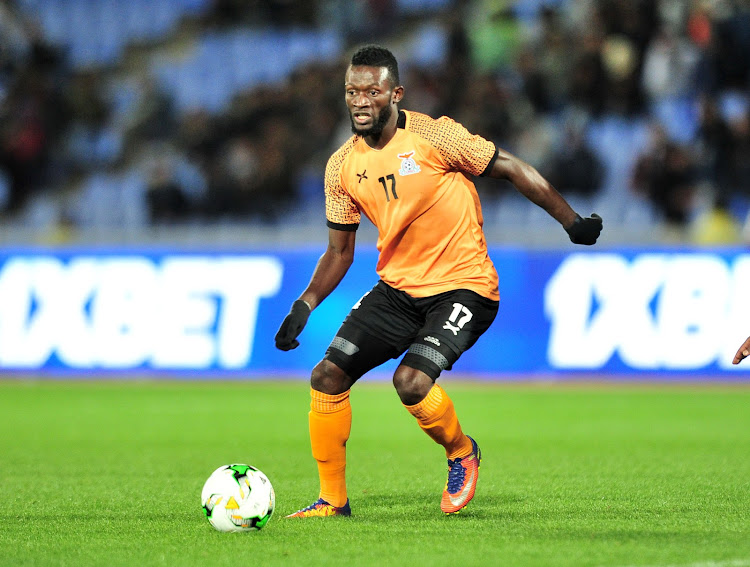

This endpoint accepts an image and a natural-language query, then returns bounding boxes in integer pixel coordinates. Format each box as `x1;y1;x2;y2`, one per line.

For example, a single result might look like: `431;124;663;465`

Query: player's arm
274;228;356;351
733;336;750;364
299;227;356;310
487;147;602;245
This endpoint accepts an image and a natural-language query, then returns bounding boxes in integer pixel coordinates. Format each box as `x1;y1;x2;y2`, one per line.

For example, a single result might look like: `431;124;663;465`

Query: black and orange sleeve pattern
325;137;360;230
407;111;497;176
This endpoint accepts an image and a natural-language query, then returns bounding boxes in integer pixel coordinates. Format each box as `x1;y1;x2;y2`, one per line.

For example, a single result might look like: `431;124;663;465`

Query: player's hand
274;300;312;351
733;336;750;365
566;213;603;245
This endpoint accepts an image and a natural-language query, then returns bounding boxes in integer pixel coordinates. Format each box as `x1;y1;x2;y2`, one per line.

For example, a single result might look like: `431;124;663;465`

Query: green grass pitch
1;378;749;567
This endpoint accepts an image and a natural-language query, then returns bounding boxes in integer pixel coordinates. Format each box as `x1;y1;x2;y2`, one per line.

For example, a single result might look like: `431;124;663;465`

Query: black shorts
324;280;499;381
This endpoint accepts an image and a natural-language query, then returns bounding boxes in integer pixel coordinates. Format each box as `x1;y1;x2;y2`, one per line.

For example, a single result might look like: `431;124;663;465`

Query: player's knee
311;359;353;395
393;365;434;406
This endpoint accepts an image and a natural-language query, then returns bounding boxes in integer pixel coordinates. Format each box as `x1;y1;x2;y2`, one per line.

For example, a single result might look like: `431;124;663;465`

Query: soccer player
275;45;603;517
734;337;750;364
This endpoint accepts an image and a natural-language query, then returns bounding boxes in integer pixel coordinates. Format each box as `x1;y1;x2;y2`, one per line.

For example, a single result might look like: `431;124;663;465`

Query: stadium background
0;0;749;379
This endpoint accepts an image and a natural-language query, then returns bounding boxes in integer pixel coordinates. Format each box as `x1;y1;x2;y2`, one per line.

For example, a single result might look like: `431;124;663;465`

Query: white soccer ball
201;464;275;532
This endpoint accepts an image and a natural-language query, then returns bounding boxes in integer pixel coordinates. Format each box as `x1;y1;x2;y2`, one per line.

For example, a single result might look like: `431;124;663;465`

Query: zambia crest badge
397;150;421;176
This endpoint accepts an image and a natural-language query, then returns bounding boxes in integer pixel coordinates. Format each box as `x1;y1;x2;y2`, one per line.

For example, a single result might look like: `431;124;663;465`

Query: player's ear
392;85;404;104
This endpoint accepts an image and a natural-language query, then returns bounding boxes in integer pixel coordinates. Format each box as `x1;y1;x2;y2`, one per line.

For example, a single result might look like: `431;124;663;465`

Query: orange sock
309;388;351;508
404;384;472;460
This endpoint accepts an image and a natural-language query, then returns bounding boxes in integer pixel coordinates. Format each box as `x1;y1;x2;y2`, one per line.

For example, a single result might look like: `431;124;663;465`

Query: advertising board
0;247;747;378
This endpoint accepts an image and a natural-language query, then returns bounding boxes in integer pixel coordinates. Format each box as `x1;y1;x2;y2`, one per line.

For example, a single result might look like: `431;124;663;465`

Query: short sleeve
407;112;497;176
324;140;361;228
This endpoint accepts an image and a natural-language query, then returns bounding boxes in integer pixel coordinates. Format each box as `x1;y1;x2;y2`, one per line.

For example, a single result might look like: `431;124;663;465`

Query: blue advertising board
0;246;748;378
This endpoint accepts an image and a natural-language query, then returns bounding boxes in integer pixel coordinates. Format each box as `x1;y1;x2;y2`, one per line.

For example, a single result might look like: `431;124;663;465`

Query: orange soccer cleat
285;498;352;518
441;436;481;514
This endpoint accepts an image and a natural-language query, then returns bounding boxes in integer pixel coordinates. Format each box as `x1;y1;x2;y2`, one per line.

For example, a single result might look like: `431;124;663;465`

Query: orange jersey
325;110;499;301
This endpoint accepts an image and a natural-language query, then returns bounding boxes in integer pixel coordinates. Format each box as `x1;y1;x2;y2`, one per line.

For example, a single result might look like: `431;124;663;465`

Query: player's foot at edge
441;435;481;515
285;497;352;518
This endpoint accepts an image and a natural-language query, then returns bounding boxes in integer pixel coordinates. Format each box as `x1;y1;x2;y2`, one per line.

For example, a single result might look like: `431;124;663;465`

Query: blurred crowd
1;0;750;243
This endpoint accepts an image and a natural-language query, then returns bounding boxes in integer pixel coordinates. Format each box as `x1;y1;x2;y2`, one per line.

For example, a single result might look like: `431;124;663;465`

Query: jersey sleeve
408;112;497;176
324;139;360;230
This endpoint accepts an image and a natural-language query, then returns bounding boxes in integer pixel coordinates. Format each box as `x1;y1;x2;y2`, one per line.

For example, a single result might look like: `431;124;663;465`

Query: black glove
565;213;602;245
274;300;311;351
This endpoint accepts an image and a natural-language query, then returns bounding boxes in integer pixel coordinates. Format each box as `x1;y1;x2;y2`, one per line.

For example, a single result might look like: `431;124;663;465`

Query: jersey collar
397;109;407;129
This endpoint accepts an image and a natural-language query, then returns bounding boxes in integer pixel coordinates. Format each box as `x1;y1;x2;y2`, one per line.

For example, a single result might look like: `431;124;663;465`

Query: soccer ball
201;464;275;532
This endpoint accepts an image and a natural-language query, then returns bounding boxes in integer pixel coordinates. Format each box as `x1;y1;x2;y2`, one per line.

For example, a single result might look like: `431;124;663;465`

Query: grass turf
0;379;749;567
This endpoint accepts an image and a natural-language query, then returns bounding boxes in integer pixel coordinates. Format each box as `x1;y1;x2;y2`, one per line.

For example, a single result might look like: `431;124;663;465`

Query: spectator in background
516;47;552;115
712;2;750;92
252;117;296;217
145;154;190;223
568;27;608;116
320;0;396;44
0;72;51;213
725;107;750;201
205;0;319;28
566;0;655;118
286;64;347;171
437;6;472;117
452;73;514;147
122;75;177;153
138;140;208;224
526;6;570;114
465;0;522;73
694;95;733;195
688;94;744;244
62;70;122;173
202;0;252;27
600;33;643;115
204;125;293;222
641;26;700;103
0;1;66;215
545;115;603;197
632;123;697;232
0;0;32;77
176;108;221;168
689;193;741;245
402;67;442;120
204;135;259;218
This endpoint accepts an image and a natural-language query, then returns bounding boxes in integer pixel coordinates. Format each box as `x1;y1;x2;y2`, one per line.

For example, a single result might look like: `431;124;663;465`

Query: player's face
345;65;402;140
